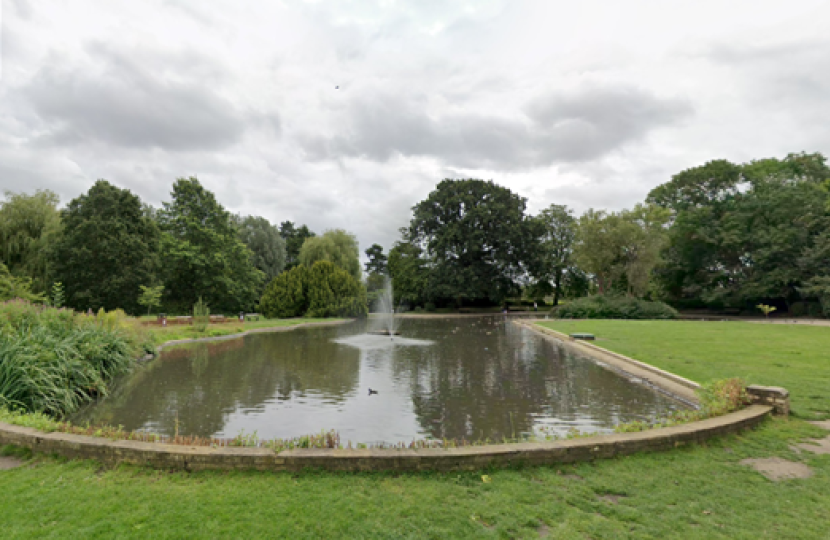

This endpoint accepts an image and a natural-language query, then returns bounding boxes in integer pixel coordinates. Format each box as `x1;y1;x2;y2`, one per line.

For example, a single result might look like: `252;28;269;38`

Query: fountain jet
368;276;400;337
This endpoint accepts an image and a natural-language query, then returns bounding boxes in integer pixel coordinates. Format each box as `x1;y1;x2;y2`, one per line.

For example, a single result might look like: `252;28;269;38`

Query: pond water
73;317;687;444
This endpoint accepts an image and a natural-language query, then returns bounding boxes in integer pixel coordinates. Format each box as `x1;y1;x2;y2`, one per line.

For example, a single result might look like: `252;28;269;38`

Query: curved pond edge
0;405;773;472
0;317;787;471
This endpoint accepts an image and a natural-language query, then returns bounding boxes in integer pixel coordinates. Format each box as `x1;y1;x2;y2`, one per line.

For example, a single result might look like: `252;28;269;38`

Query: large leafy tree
279;221;315;270
651;153;830;310
0;190;62;293
158;177;263;313
298;229;361;281
235;215;286;287
52;180;160;313
409;179;535;305
530;204;577;305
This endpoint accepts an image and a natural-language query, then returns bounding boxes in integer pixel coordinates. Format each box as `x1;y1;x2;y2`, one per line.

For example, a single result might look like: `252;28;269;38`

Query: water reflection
73;317;687;443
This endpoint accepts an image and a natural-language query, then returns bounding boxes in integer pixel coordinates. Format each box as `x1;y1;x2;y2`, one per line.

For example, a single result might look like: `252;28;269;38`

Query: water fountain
367;276;400;337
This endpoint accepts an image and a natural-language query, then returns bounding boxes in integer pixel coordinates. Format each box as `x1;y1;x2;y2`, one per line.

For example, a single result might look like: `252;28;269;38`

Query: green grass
1;320;829;538
147;317;341;344
537;320;830;419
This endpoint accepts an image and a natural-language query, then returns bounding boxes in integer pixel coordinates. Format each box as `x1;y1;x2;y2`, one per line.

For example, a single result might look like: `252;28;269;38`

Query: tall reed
0;300;152;417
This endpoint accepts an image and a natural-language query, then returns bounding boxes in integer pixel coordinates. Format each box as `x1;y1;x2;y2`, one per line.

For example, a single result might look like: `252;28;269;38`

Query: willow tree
0;190;62;293
298;229;361;281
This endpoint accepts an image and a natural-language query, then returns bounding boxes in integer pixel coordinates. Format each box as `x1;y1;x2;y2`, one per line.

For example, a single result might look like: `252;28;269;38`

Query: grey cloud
299;83;691;170
24;45;249;151
707;40;830;110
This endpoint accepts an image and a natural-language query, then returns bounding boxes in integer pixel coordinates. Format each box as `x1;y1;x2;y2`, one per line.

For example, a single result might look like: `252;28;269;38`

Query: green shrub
305;261;367;318
0;300;151;417
259;265;310;318
551;295;678;320
192;297;209;332
259;262;367;318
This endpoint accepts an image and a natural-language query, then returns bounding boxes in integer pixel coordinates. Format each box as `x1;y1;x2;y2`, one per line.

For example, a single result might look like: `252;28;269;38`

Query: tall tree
279;221;315;270
235;215;287;286
531;204;577;305
650;153;830;310
387;240;429;306
573;204;669;297
158;177;263;312
409;179;535;305
298;229;361;280
0;190;62;293
364;243;388;275
52;180;160;313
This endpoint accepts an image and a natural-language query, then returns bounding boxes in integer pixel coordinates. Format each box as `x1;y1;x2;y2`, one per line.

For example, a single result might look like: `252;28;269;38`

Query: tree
51;180;160;313
387;240;429;306
298;229;361;281
572;205;669;297
138;284;164;315
531;204;577;305
158;177;264;313
0;190;62;293
235;215;286;287
364;244;388;275
409;179;535;305
279;221;316;270
651;153;830;310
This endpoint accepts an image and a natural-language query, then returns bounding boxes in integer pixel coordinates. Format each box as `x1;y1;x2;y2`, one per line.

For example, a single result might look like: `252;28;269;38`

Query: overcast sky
2;0;829;254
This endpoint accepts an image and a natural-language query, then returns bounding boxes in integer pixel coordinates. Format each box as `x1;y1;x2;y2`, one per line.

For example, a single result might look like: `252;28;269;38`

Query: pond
73;317;687;444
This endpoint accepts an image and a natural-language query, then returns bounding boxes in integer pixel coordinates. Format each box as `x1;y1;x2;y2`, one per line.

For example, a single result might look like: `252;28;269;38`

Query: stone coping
517;320;701;405
0;405;772;472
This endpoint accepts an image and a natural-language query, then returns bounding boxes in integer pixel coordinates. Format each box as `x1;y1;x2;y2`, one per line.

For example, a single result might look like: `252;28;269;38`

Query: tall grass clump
0;300;153;417
551;295;678;320
192;297;210;333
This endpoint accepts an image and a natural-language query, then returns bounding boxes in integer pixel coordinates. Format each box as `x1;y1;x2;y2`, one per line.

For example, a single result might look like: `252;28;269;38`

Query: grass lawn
146;317;341;344
1;320;829;538
536;320;830;419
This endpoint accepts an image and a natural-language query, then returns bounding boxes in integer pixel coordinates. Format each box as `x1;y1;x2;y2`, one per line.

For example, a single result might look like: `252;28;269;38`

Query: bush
790;301;824;318
551;295;678;320
192;297;209;332
0;300;151;417
305;261;367;318
259;265;310;318
258;262;367;319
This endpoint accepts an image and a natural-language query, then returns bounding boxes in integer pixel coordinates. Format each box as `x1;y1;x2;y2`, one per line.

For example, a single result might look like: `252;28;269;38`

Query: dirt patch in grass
792;435;830;455
0;456;24;470
739;458;814;481
809;420;830;430
597;493;628;504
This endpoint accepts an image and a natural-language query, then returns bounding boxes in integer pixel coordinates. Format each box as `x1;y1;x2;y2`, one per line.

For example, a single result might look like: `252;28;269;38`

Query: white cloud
2;0;829;256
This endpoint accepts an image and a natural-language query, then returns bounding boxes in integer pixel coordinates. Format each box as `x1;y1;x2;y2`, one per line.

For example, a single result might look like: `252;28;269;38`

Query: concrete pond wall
0;319;788;472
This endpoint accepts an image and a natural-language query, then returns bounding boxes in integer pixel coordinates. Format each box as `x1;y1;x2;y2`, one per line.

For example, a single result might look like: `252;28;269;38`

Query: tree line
0;177;341;314
377;152;830;316
3;151;829;318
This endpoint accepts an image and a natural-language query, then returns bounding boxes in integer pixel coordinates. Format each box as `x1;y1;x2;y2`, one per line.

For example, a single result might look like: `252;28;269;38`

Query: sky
2;0;830;254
